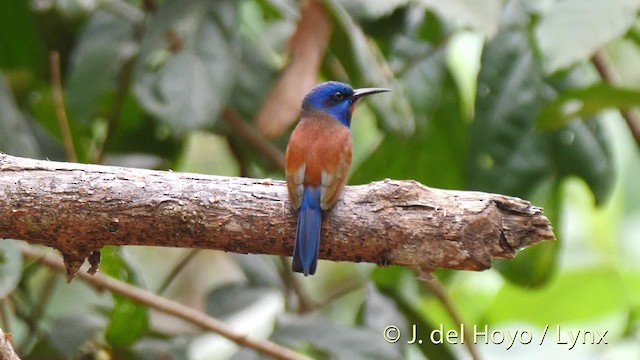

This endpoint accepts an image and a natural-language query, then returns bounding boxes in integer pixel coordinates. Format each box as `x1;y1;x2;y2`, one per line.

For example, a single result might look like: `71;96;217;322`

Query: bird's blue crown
301;81;356;127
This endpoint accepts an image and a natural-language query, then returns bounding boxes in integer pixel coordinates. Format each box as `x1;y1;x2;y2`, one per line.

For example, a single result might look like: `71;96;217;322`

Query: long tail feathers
292;187;322;276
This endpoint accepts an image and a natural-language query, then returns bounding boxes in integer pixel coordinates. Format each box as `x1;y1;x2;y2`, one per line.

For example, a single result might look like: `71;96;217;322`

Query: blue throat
302;104;353;128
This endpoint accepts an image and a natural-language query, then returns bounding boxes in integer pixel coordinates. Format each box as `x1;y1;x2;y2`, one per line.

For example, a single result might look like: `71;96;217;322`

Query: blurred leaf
0;74;40;157
537;84;640;130
467;28;556;285
134;0;240;134
342;0;409;20
104;94;182;161
0;240;22;298
493;242;559;287
271;314;402;359
417;0;502;38
534;0;640;73
466;29;551;197
550;119;614;205
206;283;277;320
468;22;615;285
65;10;135;126
325;0;415;136
446;31;483;119
372;267;456;360
101;247;149;347
416;10;445;44
359;6;410;55
352;69;468;190
106;299;150;347
470;26;615;202
358;284;407;333
486;267;630;325
48;314;106;359
0;0;46;77
226;40;277;121
231;254;282;287
130;338;189;360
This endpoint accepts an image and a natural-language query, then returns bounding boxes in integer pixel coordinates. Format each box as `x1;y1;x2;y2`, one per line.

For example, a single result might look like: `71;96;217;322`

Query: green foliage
1;0;639;358
100;247;150;347
134;0;240;133
537;84;640;129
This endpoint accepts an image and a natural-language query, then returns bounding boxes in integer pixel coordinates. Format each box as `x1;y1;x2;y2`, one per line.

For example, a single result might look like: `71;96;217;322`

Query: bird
285;81;391;276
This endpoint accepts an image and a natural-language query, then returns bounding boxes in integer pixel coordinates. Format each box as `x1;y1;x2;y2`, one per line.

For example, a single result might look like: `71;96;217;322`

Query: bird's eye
333;91;344;100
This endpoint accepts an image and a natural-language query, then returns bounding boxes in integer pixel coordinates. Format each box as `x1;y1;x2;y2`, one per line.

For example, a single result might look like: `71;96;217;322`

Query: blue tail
292;187;322;276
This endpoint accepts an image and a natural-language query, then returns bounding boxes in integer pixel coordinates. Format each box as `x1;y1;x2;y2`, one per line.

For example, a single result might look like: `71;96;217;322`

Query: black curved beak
352;87;392;100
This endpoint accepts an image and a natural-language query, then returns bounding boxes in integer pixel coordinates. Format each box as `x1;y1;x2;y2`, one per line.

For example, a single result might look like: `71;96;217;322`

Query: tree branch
0;153;555;279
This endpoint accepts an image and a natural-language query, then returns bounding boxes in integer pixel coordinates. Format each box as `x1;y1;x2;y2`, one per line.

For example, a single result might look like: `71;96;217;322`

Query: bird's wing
318;126;352;210
285;154;305;210
319;147;351;210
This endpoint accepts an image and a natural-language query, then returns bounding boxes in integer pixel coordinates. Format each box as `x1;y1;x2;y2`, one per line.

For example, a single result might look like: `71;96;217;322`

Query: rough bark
0;153;555;279
0;328;20;360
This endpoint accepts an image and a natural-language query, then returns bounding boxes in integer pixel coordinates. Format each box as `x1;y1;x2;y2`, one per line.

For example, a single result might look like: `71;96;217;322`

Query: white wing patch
292;163;306;209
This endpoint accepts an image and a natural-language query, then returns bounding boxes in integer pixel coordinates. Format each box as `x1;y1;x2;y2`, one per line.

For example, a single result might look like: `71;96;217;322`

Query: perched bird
285;81;391;276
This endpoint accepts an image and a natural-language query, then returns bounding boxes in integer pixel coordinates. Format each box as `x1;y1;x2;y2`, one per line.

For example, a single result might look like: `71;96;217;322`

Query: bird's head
301;81;391;127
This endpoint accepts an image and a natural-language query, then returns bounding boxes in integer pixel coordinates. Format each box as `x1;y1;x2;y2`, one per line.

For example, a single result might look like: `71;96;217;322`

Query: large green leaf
537;84;640;130
535;0;640;73
64;10;135;126
469;28;615;204
466;29;550;197
468;22;614;285
134;0;239;133
466;28;555;286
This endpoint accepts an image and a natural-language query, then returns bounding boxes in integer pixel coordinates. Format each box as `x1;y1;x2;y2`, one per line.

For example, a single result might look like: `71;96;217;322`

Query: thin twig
222;107;286;170
95;55;138;164
19;245;307;360
421;277;481;360
49;52;77;162
155;249;200;296
592;51;640;149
